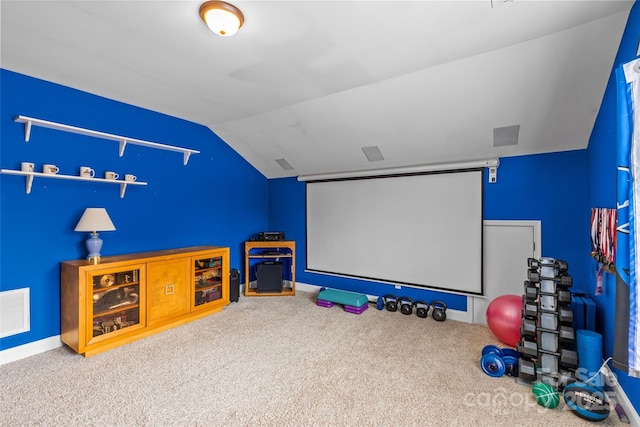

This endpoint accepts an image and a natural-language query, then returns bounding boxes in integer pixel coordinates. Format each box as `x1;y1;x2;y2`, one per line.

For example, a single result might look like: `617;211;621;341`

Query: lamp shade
74;208;116;232
200;1;244;37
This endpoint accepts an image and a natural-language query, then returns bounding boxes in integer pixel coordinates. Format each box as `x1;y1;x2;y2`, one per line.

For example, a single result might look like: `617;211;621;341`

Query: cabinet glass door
193;256;223;307
88;268;144;344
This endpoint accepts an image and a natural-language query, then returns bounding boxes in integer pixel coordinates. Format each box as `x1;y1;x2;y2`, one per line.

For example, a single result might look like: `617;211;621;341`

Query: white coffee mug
104;171;119;180
124;174;137;182
43;164;60;174
21;162;35;173
80;166;95;178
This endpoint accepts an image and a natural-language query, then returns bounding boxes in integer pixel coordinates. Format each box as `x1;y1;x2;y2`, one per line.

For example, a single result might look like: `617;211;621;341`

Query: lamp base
85;232;103;264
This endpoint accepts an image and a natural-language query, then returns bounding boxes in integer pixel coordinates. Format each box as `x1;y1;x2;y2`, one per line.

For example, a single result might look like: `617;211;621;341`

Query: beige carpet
0;291;627;426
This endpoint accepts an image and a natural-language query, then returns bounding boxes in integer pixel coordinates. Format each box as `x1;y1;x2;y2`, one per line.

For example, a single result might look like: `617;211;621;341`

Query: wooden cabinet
244;241;295;297
61;246;229;357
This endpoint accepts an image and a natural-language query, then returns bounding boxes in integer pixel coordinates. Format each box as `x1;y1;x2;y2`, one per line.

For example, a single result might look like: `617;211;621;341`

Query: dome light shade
200;1;244;37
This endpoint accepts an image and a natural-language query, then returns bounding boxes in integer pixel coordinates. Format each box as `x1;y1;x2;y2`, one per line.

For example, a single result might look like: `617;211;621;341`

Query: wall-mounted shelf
14;115;200;165
0;169;147;198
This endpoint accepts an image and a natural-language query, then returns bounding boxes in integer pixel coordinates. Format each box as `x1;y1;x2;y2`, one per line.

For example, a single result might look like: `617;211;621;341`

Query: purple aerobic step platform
344;304;368;314
316;299;334;308
317;298;368;314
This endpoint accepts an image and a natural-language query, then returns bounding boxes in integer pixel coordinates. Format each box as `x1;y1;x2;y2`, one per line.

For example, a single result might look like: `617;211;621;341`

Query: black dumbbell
524;281;538;300
556;259;569;273
560;348;578;369
558;306;574;324
557;289;571;305
517;338;538;358
521;318;537;337
519;358;537;381
558;274;573;287
558;325;575;344
522;297;538;318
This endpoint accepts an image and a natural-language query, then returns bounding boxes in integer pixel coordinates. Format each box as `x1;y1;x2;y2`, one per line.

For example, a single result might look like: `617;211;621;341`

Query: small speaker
256;262;283;293
493;124;519;147
229;268;240;302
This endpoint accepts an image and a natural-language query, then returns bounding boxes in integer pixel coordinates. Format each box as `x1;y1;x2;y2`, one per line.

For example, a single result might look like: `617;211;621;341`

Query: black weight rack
517;257;578;390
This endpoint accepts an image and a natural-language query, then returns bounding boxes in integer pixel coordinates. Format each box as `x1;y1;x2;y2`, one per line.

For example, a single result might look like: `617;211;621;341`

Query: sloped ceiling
0;1;634;178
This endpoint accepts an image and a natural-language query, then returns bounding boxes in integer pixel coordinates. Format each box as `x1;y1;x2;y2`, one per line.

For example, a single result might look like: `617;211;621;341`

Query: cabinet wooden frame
244;241;295;297
61;245;229;357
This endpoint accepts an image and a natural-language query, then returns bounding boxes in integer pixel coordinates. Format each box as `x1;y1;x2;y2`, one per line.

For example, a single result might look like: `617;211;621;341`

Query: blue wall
586;1;640;412
0;69;269;351
269;150;589;312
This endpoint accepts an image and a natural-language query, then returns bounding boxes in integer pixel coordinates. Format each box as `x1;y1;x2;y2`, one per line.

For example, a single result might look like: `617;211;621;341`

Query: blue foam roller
576;329;603;386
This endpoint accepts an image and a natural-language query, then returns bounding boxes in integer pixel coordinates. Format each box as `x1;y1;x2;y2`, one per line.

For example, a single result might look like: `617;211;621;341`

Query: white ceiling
1;1;634;178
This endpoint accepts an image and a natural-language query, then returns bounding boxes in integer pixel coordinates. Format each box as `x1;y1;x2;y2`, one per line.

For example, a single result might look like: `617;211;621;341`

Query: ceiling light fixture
199;1;244;37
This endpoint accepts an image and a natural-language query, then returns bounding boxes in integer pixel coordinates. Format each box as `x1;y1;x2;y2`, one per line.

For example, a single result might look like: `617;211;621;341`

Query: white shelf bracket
24;120;32;142
119;139;128;157
26;174;33;194
183;152;192;166
119;183;128;199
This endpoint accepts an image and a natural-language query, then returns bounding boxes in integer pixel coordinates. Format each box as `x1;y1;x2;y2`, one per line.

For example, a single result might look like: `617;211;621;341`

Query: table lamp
74;208;116;264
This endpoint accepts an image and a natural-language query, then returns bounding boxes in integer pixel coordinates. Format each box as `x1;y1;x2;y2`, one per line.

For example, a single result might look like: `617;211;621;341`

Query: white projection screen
306;169;484;295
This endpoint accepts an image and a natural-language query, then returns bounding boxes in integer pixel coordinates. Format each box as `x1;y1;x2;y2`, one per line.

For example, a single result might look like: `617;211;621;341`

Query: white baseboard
0;335;62;366
294;282;323;294
602;364;640;425
296;282;468;322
